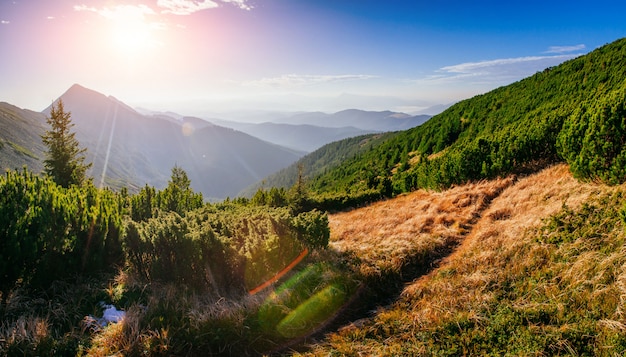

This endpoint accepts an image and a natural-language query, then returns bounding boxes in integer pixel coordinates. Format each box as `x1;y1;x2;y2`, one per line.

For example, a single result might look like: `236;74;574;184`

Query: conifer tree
41;99;91;187
159;165;203;215
289;163;310;213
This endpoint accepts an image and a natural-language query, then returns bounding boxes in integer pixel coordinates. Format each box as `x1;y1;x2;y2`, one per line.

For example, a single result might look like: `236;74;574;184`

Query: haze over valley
1;83;431;199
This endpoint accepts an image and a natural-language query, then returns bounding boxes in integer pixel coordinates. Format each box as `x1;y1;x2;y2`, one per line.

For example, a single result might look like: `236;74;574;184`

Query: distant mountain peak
68;83;88;91
48;83;108;108
43;84;142;118
62;83;105;99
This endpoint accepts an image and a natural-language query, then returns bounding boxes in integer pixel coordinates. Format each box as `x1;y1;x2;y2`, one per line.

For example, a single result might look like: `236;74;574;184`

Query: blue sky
1;0;625;115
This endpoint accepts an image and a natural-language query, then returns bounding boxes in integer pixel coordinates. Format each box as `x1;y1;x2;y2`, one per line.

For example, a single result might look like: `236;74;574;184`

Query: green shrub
124;211;240;293
0;169;125;297
558;88;626;184
123;205;330;295
292;209;330;249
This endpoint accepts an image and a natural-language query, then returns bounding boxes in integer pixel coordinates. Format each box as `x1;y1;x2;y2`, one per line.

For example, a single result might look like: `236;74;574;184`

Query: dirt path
328;174;517;285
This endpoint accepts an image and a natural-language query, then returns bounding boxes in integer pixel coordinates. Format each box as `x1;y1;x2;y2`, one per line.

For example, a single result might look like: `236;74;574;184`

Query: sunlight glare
110;21;159;58
93;4;163;59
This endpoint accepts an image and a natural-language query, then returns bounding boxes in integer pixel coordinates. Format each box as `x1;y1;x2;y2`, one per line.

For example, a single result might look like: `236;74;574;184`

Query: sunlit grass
329;174;516;277
300;164;626;356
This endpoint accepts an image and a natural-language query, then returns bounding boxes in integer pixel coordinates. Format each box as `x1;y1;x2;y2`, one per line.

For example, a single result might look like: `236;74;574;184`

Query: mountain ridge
2;84;305;199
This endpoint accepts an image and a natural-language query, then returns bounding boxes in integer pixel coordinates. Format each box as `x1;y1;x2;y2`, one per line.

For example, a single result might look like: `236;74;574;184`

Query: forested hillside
307;38;626;205
239;132;397;197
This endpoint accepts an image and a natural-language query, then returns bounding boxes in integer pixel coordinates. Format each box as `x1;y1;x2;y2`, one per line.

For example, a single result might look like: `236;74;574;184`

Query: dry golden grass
299;164;626;356
0;316;50;350
329;175;516;276
399;164;603;319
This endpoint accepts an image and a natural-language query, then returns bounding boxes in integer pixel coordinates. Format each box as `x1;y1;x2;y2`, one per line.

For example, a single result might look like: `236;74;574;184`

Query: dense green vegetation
0;169;125;299
0;166;334;356
239;132;397;198
558;86;626;184
306;38;626;203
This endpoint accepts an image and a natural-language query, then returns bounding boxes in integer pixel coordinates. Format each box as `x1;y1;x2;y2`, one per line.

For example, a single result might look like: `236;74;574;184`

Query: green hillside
308;38;626;202
239;132;397;197
0;103;46;173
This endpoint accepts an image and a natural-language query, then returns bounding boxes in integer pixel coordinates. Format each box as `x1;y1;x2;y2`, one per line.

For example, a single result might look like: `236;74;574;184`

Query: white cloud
73;5;97;12
1;20;9;25
157;0;252;14
545;44;586;54
221;0;252;10
74;4;156;20
157;0;219;15
245;74;377;88
430;54;579;84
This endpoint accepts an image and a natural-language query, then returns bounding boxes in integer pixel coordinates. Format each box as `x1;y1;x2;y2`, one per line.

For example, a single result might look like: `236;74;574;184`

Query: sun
109;21;159;58
92;4;163;59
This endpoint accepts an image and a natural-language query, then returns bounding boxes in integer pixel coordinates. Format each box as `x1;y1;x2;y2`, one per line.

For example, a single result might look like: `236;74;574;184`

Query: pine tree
289;163;310;213
41;99;91;187
159;165;203;215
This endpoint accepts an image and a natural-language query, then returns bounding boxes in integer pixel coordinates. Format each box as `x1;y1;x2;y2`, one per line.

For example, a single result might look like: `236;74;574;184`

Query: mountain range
2;84;303;199
207;120;375;152
141;109;430;153
270;109;430;132
1;84;430;200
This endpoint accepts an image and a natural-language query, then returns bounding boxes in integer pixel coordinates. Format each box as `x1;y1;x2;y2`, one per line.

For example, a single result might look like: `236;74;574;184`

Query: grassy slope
0;103;46;173
329;176;515;277
298;164;626;356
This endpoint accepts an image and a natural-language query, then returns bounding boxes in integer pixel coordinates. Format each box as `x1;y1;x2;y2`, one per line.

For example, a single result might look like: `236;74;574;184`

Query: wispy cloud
1;20;10;25
244;74;377;88
157;0;252;15
426;54;579;85
157;0;219;15
74;1;252;18
545;44;586;54
74;4;156;20
221;0;252;11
